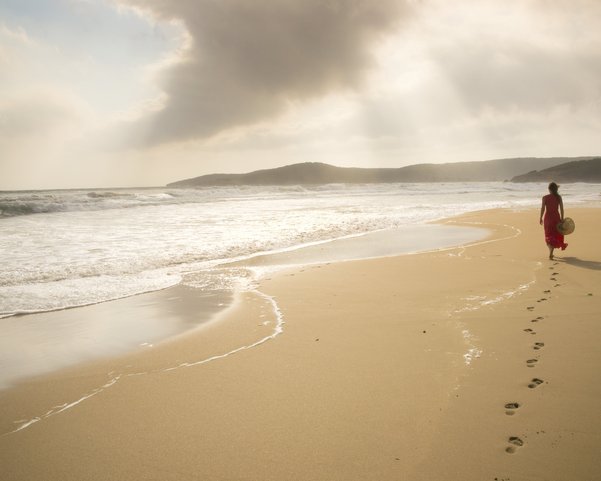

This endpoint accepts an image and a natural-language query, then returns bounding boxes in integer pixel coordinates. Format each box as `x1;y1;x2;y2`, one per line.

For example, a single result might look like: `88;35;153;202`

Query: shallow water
0;222;484;390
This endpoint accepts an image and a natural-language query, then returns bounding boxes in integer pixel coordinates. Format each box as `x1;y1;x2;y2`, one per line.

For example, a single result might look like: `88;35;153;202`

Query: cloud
420;0;601;114
0;23;33;45
0;89;87;139
186;0;601;166
120;0;411;146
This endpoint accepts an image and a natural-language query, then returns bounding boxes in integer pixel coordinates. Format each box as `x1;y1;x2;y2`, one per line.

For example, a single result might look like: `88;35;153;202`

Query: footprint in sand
533;342;545;350
506;436;524;454
526;359;538;368
543;290;551;294
550;277;557;281
531;316;544;323
527;306;535;311
536;298;547;303
528;378;544;389
554;284;561;287
523;328;535;334
505;402;520;416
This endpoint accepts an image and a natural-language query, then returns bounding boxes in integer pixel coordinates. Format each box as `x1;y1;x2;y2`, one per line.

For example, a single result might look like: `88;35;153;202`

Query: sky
1;0;600;189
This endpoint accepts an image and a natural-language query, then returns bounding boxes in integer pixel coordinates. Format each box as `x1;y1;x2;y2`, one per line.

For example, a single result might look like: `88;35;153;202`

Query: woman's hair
548;182;559;196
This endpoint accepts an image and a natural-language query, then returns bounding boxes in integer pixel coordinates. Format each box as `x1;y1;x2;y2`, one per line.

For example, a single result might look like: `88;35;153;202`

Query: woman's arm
540;198;545;224
559;196;564;221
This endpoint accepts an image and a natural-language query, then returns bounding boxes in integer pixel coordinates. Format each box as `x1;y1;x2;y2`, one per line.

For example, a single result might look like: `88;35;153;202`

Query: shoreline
0;222;487;390
0;285;234;390
1;206;600;480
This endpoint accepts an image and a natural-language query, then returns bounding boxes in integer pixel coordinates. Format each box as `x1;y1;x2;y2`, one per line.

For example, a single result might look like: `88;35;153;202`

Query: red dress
542;194;567;250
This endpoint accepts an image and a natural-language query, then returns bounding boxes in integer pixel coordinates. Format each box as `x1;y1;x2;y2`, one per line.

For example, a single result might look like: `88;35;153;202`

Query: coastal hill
167;156;598;187
511;157;601;183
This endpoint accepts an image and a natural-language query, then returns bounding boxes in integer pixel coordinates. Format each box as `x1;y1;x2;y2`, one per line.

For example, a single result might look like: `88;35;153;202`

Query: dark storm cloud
123;0;410;145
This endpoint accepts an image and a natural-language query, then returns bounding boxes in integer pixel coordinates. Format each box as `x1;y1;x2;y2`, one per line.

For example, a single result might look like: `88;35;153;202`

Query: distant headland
167;156;601;187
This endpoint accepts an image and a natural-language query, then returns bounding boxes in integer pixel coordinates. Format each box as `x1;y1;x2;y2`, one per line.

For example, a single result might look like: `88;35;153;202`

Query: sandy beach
1;207;600;481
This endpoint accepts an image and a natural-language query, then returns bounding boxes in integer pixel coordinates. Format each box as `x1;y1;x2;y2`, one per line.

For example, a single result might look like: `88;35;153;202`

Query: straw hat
557;217;575;235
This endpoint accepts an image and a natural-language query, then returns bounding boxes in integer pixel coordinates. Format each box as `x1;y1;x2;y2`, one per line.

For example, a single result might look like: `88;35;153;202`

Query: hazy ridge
167;157;598;187
510;157;601;183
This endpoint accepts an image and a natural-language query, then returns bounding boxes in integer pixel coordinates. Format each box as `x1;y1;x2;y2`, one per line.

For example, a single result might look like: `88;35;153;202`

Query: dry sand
1;207;600;481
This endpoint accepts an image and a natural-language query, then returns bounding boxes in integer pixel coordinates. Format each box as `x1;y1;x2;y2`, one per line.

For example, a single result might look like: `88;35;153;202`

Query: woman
539;182;567;259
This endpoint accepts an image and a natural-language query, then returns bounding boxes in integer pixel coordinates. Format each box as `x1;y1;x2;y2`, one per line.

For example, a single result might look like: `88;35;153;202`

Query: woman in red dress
539;182;567;259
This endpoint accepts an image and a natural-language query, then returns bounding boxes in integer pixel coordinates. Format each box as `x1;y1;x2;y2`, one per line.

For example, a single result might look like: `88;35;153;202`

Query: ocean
1;181;600;394
1;182;599;319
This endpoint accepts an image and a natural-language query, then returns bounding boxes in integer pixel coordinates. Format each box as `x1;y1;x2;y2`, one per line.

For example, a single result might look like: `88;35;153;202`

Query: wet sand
1;207;600;481
0;223;484;390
